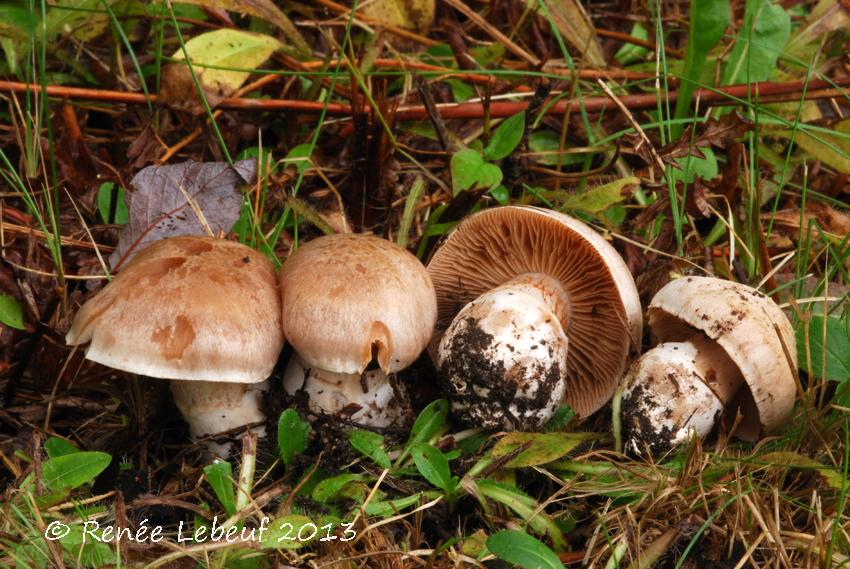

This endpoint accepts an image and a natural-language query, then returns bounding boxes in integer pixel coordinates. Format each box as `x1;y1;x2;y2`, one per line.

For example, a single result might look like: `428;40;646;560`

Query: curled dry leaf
109;160;256;269
529;0;605;67
359;0;435;33
765;202;850;242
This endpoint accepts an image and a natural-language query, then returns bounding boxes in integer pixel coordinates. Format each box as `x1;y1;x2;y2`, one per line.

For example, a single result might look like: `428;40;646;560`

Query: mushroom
280;233;437;428
621;276;798;456
427;206;642;430
66;236;284;453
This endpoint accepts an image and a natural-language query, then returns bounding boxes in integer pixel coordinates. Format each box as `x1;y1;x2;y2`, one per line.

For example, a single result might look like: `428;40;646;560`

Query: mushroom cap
437;285;569;430
280;233;437;375
647;276;797;437
426;206;642;417
622;341;724;456
66;236;283;383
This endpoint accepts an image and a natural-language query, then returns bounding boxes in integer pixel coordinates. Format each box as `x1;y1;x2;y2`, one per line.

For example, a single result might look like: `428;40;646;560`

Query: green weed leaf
486;530;565;569
171;29;284;96
408;399;449;447
41;452;111;491
349;430;392;469
673;0;730;137
560;176;639;214
451;150;503;195
204;460;237;516
278;409;311;468
796;313;850;382
722;0;790;85
260;515;318;549
44;437;79;459
484;111;526;161
0;293;24;330
410;443;458;494
311;473;366;503
97;182;129;225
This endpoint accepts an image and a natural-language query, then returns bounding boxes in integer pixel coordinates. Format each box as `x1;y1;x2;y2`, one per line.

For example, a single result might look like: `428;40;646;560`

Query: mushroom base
621;340;729;456
170;379;268;456
283;357;411;429
437;278;569;431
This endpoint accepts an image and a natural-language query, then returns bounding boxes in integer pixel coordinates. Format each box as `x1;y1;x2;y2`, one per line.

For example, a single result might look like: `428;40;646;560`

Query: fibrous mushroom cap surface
67;236;283;383
280;233;437;375
648;276;797;435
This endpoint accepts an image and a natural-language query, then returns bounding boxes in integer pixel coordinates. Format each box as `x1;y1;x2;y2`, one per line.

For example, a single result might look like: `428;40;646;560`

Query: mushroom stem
622;333;744;455
437;273;572;430
170;380;268;449
282;356;410;428
500;273;572;326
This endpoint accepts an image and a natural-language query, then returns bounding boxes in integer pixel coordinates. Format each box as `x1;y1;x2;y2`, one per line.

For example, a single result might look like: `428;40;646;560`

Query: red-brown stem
1;77;848;119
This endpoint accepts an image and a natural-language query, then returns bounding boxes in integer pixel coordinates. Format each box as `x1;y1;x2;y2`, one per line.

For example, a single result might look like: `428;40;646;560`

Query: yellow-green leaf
171;29;284;96
491;432;597;468
561;176;639;214
177;0;309;55
791;121;850;174
757;452;848;492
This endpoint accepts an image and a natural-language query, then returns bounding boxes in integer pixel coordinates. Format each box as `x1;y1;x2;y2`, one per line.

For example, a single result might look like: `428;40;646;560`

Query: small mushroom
280;233;437;428
66;236;284;454
427;206;642;430
621;276;798;455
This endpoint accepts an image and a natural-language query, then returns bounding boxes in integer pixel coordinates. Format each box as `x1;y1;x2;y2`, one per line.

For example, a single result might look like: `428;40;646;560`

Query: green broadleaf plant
451;149;503;195
484;111;526;161
410;443;459;497
796;313;850;383
349;429;392;469
204;460;237;516
672;0;731;139
41;452;111;491
721;0;790;85
486;530;565;569
278;409;311;468
0;293;24;330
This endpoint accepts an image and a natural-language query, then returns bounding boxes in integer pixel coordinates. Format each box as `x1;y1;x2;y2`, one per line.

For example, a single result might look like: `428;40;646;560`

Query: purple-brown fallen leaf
109;159;256;269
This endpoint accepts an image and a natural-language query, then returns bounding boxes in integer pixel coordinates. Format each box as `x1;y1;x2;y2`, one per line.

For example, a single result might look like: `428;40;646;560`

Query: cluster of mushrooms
66;206;798;456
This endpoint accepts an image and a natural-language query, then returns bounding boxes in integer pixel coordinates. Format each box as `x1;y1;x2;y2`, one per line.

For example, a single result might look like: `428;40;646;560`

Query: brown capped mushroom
280;233;437;428
427;206;642;430
66;236;284;454
621;276;798;456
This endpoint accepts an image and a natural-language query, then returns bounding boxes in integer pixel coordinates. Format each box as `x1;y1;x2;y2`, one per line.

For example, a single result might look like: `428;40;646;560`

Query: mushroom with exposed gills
280;233;437;429
66;236;284;454
621;276;798;456
427;206;642;430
